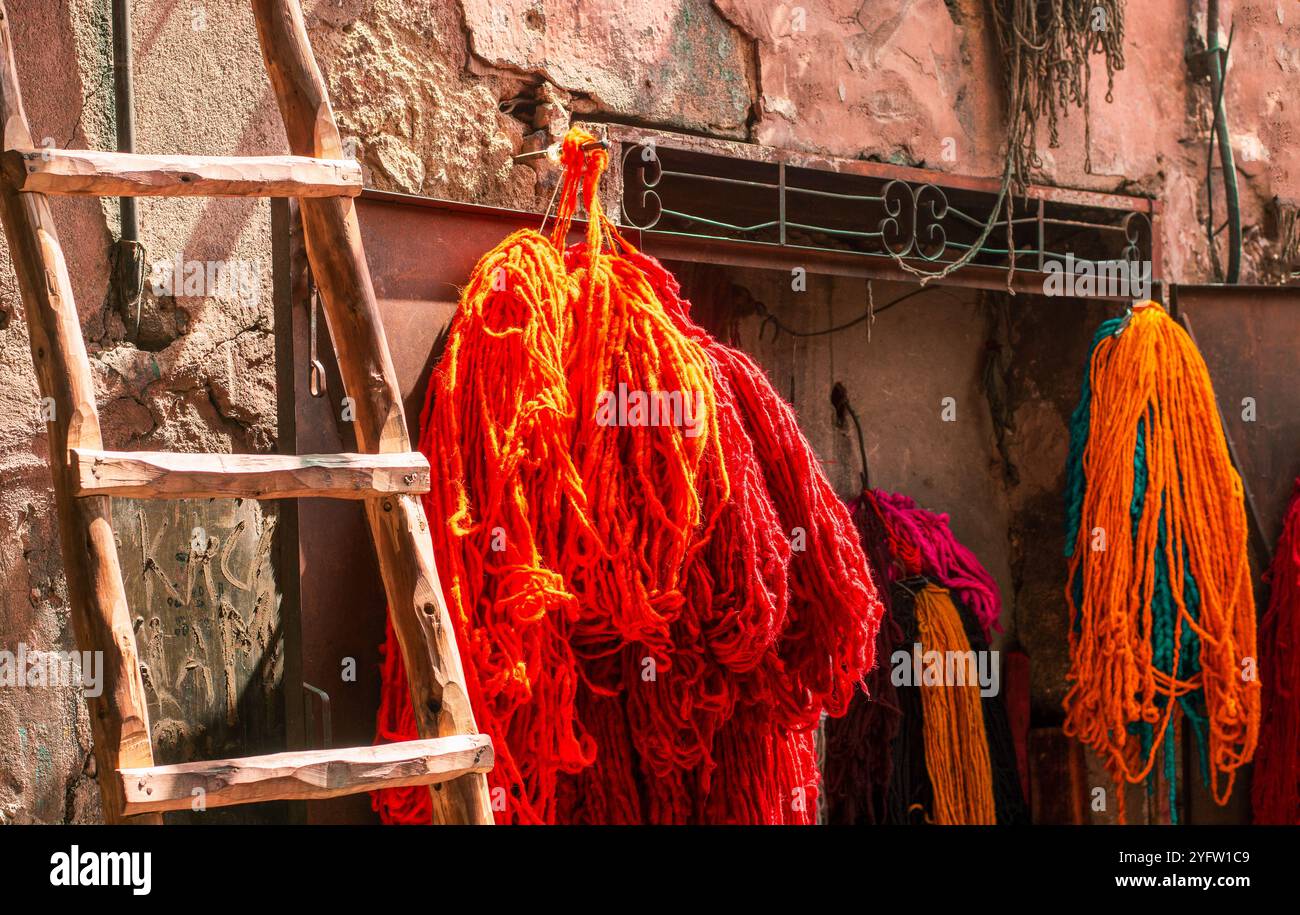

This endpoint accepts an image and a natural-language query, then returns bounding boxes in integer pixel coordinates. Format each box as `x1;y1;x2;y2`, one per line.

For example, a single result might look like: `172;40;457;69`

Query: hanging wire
990;0;1126;187
755;285;967;342
879;1;1125;288
980;290;1019;486
866;279;875;342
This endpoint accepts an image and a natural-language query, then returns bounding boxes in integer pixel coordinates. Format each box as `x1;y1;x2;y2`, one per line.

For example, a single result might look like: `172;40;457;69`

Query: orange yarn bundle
913;583;997;825
1064;301;1259;822
373;127;881;824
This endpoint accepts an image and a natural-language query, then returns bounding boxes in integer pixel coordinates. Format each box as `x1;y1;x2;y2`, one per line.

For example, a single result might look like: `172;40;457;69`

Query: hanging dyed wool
913;583;998;825
953;589;1030;825
860;489;1003;638
823;495;903;825
1064;301;1259;823
827;487;1022;824
629;251;881;725
551;225;880;823
880;583;931;824
373;127;881;824
1252;479;1300;824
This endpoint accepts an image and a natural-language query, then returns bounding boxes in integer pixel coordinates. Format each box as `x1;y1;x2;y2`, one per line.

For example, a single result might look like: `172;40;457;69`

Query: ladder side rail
251;0;493;824
0;0;159;824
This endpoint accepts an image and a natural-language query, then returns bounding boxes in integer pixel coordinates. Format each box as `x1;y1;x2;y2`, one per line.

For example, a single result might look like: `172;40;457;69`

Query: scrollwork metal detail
879;180;950;261
1120;211;1152;265
620;142;663;230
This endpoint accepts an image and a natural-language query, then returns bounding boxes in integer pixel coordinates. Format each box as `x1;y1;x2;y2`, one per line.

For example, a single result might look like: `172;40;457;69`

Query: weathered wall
1;0;1295;822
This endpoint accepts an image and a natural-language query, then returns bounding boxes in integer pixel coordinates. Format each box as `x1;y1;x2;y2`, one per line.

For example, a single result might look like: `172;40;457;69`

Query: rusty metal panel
1172;282;1300;824
277;199;373;824
1173;285;1300;551
357;192;520;425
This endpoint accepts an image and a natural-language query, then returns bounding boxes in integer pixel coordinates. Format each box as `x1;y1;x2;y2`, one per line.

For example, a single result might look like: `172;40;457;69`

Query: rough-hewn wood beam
72;449;430;500
3;147;362;197
117;735;494;815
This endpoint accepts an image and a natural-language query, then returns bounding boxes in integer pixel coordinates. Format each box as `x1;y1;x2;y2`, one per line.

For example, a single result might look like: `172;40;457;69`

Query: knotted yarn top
549;127;613;258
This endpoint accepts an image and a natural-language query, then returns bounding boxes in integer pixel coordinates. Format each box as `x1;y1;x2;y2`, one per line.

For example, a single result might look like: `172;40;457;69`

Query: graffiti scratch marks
121;502;281;760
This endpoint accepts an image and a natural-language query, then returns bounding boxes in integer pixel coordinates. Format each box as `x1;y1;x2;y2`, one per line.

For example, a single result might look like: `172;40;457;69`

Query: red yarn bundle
1253;479;1300;824
631;250;881;725
372;128;881;824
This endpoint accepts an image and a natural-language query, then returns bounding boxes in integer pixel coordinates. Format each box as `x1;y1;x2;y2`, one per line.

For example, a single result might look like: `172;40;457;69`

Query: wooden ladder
0;0;493;824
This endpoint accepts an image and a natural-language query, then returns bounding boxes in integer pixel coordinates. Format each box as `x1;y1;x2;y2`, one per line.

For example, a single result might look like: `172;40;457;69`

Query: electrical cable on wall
1202;0;1241;283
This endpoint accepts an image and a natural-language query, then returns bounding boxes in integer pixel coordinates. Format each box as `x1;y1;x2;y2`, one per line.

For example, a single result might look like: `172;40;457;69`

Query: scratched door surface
1174;285;1300;550
114;498;288;824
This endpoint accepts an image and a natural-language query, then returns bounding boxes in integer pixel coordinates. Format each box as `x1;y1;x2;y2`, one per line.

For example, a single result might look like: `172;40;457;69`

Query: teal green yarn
1064;317;1125;560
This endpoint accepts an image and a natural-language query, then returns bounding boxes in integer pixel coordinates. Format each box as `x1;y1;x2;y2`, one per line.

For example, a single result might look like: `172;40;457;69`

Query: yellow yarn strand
914;583;998;825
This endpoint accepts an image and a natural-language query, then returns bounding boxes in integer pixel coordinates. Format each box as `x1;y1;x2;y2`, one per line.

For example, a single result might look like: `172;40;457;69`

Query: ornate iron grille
601;126;1160;297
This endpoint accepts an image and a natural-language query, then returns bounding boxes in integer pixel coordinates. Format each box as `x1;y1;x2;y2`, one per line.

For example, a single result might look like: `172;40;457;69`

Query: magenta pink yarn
870;489;1003;638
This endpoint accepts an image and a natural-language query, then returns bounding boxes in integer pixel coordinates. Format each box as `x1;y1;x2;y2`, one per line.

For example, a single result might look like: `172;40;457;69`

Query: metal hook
1114;299;1164;337
1112;306;1134;338
302;682;332;748
307;275;326;398
513;137;609;162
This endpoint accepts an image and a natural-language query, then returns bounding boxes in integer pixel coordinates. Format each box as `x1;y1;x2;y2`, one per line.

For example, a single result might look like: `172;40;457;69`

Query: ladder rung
3;148;362;198
116;734;493;815
71;448;430;500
